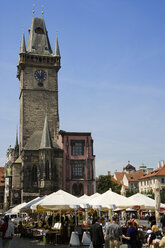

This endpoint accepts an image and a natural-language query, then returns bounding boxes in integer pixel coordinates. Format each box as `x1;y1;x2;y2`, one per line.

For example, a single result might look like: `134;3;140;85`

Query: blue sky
1;0;165;176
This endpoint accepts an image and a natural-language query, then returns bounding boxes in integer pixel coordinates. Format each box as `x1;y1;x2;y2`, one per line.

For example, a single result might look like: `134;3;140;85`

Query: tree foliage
160;191;165;203
96;175;121;194
126;189;138;197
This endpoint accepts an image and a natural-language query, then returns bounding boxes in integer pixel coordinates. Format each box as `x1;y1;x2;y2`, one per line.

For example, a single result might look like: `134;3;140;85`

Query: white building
139;161;165;193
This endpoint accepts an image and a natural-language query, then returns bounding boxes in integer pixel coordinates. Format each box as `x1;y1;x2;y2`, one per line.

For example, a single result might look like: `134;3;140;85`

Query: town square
0;0;165;247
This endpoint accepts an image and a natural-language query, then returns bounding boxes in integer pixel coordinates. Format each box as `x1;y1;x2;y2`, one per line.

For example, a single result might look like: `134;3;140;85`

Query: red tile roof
140;166;165;179
111;175;127;188
114;172;125;184
125;170;145;182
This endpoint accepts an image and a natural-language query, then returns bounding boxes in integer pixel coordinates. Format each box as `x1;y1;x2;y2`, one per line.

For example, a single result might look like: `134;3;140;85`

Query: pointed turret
40;116;52;149
14;128;19;160
27;17;52;55
20;33;26;53
54;36;60;57
15;128;18;147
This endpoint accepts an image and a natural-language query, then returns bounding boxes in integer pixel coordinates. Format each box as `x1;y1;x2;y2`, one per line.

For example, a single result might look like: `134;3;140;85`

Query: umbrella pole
109;209;112;222
74;208;77;230
52;211;55;226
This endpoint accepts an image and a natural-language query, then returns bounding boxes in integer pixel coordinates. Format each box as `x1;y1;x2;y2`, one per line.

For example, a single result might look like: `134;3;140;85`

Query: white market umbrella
79;194;91;204
126;208;137;212
20;196;47;212
5;202;27;214
89;189;141;209
89;193;101;199
128;193;165;210
114;208;125;212
36;189;80;211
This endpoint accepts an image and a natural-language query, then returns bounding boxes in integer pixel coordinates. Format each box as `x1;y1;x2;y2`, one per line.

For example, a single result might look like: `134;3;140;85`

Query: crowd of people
90;212;165;248
1;210;165;247
0;215;14;248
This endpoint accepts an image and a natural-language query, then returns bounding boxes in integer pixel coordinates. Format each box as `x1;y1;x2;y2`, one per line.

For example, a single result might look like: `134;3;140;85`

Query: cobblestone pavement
10;237;130;248
11;219;149;247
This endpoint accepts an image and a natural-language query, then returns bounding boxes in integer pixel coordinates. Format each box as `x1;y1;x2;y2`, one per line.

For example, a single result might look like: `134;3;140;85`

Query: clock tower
14;17;63;203
4;16;96;208
17;17;60;152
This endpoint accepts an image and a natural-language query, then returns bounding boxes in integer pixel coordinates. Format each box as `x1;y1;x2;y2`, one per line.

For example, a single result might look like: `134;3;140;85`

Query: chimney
158;161;161;168
161;160;165;167
107;171;111;176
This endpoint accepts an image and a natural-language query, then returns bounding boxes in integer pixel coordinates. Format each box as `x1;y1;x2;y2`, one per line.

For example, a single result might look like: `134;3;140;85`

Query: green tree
126;189;137;197
97;175;121;194
160;190;165;203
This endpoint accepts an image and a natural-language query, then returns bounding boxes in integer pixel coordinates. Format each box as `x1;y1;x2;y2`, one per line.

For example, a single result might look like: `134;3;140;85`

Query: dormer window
35;27;44;34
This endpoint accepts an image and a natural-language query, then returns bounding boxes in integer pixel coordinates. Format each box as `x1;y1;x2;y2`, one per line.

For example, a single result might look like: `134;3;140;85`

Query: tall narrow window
71;161;84;179
71;141;84;156
45;160;49;179
32;165;37;182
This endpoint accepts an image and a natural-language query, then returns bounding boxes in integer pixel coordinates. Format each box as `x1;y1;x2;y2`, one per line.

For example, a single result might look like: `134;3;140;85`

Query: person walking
0;216;14;248
105;215;122;248
90;216;104;248
122;220;138;248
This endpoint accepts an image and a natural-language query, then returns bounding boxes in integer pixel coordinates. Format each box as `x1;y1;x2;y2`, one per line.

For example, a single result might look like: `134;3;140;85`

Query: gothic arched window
72;184;78;196
72;183;84;196
79;183;84;196
45;160;49;179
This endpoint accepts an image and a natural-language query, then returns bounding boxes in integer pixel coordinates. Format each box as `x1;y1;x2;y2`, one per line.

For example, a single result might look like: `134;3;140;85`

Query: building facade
139;164;165;193
58;131;96;196
113;162;145;193
4;16;96;209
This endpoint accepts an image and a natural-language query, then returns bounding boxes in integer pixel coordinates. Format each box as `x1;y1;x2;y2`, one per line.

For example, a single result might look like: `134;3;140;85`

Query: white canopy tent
78;193;101;208
78;194;91;204
5;202;27;214
35;189;81;211
89;193;101;199
128;193;165;210
20;196;47;212
89;189;142;209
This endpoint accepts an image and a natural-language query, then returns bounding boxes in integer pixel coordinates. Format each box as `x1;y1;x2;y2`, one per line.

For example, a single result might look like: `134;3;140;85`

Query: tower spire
40;115;52;149
54;35;60;57
20;33;26;53
26;17;52;55
15;127;18;147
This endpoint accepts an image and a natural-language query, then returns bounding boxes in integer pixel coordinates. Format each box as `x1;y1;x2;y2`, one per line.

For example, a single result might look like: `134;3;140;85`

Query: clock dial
34;70;46;82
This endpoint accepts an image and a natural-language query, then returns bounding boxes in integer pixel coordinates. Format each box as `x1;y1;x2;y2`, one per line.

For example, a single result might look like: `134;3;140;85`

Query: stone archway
72;183;84;196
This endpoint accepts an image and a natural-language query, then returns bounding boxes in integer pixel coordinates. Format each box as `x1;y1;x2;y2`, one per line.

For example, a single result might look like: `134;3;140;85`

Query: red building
58;131;96;196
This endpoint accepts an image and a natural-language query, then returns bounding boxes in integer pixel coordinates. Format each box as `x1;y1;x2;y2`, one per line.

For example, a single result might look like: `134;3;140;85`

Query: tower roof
40;115;52;149
54;36;60;56
27;17;52;55
123;162;136;171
